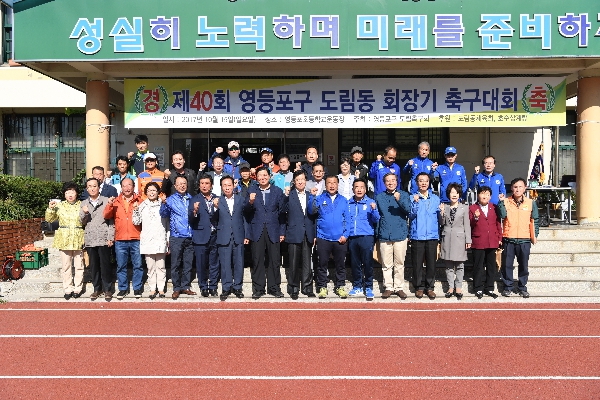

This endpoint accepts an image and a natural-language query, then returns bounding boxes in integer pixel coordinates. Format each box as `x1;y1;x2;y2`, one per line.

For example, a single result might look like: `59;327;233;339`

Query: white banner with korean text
124;77;566;128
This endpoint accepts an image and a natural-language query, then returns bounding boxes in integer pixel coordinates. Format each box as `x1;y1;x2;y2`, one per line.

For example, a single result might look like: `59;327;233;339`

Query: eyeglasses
145;159;156;162
229;146;239;151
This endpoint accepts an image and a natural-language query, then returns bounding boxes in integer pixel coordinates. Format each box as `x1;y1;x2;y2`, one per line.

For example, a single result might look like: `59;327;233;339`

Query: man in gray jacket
79;177;115;300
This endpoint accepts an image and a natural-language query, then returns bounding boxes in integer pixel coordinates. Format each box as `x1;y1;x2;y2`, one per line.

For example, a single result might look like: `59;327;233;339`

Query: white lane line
1;334;599;339
2;308;600;312
0;375;598;380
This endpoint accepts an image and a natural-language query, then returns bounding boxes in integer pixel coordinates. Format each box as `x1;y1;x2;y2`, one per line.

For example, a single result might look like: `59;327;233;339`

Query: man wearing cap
208;142;247;180
252;147;280;179
434;146;467;203
163;150;198;196
234;162;257;199
137;152;165;201
403;141;438;194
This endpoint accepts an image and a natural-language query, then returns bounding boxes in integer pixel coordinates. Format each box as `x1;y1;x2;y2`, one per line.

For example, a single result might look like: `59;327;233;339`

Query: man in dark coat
284;170;316;299
188;173;220;297
243;167;286;299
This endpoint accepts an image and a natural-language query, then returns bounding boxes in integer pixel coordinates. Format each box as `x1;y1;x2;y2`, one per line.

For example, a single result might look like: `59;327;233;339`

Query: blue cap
444;146;457;155
260;147;273;154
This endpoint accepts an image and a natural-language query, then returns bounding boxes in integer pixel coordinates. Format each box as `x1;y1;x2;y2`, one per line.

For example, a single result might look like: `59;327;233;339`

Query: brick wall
0;218;44;260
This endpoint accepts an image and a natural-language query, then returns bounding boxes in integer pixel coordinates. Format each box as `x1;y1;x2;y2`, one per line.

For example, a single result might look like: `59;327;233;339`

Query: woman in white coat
132;182;169;299
439;183;472;300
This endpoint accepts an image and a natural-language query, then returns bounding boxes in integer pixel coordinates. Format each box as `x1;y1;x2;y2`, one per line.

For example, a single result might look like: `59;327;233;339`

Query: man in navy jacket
214;176;248;300
81;166;118;200
188;173;220;297
308;175;350;299
243;167;286;299
284;170;316;299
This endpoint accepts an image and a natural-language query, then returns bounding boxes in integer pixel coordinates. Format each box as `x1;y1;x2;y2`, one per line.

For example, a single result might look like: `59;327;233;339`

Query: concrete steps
3;226;600;301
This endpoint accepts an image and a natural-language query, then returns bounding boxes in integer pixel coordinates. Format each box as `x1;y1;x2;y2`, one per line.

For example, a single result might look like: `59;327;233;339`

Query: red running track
0;303;599;399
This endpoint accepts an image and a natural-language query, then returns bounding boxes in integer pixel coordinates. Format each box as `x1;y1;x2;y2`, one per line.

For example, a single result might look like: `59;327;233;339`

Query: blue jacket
159;192;192;238
347;196;380;237
434;162;467;202
409;191;442;240
375;190;411;241
214;194;247;246
284;189;316;244
243;184;286;243
403;156;435;194
369;160;401;196
308;192;349;241
273;170;293;191
187;193;218;244
469;171;506;205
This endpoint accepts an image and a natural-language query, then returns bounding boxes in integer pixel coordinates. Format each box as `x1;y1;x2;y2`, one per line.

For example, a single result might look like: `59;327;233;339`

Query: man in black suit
243;167;286;299
81;166;118;200
188;173;220;297
284;170;316;299
214;176;248;301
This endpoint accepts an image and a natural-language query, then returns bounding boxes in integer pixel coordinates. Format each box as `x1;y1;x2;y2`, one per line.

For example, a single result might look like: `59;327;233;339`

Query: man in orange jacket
497;177;539;299
103;178;143;300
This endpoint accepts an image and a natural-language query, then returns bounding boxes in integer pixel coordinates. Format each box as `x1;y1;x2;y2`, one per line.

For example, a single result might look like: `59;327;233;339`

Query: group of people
45;135;539;302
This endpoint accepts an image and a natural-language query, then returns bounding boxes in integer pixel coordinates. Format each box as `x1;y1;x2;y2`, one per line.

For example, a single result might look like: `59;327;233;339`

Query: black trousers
251;225;281;294
170;237;195;292
411;239;437;291
315;238;347;289
472;248;497;292
87;246;112;293
287;235;314;295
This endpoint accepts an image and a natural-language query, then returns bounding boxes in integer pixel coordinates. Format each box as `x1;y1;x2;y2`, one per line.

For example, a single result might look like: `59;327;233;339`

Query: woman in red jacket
469;186;503;299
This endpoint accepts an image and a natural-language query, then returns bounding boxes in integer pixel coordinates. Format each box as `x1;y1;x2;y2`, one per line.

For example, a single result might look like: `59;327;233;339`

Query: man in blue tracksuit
159;175;194;300
409;172;443;300
403;141;438;194
469;155;506;204
308;175;350;299
369;146;401;196
346;178;380;301
434;146;467;203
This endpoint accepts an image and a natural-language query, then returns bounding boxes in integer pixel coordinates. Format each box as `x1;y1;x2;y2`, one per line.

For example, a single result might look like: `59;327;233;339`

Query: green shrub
0;175;63;219
0;198;34;221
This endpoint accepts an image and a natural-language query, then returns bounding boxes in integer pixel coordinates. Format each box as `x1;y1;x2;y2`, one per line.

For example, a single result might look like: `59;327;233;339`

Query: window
2;4;12;63
3;114;86;181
